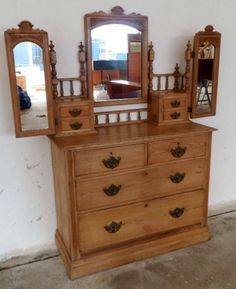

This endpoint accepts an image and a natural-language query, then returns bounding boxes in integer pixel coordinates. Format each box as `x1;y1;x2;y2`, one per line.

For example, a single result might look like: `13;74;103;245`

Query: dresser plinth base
55;226;210;280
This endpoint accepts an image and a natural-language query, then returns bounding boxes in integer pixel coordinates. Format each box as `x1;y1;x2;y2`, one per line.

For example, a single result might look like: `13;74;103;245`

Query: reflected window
91;24;142;101
13;42;48;130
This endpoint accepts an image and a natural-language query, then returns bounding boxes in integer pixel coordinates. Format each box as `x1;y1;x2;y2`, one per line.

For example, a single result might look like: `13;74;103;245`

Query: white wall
0;0;236;262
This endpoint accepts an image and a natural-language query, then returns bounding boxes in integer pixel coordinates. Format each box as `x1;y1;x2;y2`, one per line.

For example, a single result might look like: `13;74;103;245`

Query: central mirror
85;6;148;106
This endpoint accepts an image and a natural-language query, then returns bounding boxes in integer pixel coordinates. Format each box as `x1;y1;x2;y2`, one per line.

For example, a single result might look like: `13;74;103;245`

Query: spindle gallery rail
94;108;147;127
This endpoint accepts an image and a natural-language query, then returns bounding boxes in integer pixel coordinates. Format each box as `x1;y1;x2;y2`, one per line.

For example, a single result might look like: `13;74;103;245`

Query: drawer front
148;134;207;164
78;190;204;253
77;158;206;211
74;144;145;176
60;104;90;118
163;109;187;121
163;97;186;109
60;117;91;132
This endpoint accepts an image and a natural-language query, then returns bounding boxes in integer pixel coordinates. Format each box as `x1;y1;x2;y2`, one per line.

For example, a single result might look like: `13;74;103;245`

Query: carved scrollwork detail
170;172;186;183
103;184;122;196
104;221;122;233
170;144;187;158
102;153;121;169
169;207;185;218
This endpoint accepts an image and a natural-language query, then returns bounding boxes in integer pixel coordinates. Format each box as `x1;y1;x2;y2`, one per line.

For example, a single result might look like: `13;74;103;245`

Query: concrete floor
1;211;236;289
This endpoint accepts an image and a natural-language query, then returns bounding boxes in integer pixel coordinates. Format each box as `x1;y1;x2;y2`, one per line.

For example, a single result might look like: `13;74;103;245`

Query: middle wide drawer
76;158;207;211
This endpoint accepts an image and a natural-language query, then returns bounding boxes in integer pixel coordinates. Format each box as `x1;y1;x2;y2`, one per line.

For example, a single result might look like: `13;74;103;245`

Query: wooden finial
78;41;87;96
148;41;155;93
49;40;58;98
174;63;180;91
185;41;192;92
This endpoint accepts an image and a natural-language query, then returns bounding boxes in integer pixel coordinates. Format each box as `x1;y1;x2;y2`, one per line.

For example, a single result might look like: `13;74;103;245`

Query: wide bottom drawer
78;190;204;254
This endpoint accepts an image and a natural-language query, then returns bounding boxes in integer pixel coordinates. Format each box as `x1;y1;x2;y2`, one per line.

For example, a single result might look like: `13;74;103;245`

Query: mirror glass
91;24;142;102
196;41;215;113
13;41;48;131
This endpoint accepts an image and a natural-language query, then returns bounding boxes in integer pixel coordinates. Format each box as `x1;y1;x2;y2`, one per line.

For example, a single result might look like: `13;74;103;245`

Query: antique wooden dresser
4;6;221;279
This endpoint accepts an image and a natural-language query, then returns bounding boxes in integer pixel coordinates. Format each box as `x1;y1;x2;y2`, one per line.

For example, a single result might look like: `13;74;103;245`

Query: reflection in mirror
13;41;48;131
196;41;215;113
91;24;142;102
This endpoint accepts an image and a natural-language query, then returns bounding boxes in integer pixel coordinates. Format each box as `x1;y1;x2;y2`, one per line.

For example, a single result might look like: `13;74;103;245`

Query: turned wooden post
49;41;58;98
78;42;87;96
148;42;155;93
185;40;192;92
173;63;180;91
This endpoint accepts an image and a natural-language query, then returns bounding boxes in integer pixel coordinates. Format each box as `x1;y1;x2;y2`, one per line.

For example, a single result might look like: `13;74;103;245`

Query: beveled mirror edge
190;25;221;118
4;21;55;137
84;6;148;107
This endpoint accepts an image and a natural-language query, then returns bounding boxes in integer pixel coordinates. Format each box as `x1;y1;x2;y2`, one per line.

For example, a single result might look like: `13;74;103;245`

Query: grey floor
1;211;236;289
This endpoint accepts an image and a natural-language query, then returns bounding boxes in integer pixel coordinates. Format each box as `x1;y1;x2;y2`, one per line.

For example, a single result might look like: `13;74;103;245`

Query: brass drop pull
104;221;122;233
169;207;185;218
170;100;181;108
69;108;82;117
103;184;122;196
170;172;186;183
70;122;82;130
170;112;181;119
102;153;121;169
170;143;186;158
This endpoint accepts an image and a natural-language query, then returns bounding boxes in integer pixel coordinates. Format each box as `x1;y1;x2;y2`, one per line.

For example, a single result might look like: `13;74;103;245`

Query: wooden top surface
50;121;216;150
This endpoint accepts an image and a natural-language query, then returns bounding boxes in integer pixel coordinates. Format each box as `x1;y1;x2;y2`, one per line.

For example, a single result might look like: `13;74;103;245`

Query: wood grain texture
78;190;204;253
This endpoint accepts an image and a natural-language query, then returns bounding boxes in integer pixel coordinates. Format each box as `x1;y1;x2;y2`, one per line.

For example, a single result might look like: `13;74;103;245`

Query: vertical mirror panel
91;24;142;102
196;42;215;113
13;42;48;131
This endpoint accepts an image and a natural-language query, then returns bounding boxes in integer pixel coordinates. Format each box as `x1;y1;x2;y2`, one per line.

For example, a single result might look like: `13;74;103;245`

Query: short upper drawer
60;117;91;132
78;190;204;253
76;158;207;211
163;97;187;109
59;104;90;118
74;144;145;176
163;109;187;121
148;134;208;164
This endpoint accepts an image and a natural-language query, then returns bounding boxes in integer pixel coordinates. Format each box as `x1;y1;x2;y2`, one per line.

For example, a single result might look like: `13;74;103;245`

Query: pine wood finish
51;122;215;279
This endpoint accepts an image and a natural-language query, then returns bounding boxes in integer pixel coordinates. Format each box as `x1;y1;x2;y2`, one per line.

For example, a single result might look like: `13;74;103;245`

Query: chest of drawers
51;121;215;279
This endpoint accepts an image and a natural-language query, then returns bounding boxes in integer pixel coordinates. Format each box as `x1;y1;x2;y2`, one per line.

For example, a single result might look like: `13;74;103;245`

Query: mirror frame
4;21;55;137
191;25;221;118
84;6;148;107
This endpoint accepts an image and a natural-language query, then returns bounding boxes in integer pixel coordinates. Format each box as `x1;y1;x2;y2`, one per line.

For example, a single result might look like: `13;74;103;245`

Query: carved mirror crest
84;6;148;106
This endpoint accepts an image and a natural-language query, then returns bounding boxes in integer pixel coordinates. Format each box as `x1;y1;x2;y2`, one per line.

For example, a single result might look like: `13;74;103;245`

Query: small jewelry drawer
163;96;187;109
59;103;91;118
163;109;187;121
60;117;91;132
148;134;208;164
74;143;145;176
76;158;207;211
78;189;204;254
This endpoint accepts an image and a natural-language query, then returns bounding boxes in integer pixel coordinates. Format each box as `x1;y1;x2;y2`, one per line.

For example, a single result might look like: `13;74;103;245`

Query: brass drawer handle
102;153;121;169
170;100;181;108
170;172;186;183
169;207;185;218
69;108;82;117
103;184;122;196
170;112;181;119
104;221;122;233
70;122;82;130
170;143;186;158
